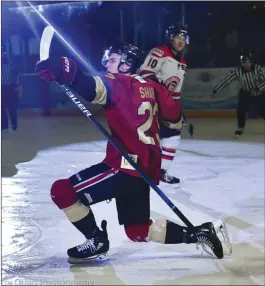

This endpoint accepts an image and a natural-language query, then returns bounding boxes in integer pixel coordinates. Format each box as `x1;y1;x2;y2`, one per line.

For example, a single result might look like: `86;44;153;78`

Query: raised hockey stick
40;25;194;229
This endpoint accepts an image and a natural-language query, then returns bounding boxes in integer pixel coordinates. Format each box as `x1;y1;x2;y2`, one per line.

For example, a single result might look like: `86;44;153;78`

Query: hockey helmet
165;24;189;45
102;43;144;73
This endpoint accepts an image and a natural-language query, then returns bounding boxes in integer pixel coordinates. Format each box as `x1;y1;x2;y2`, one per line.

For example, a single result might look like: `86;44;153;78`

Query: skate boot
234;128;244;138
67;220;109;264
194;222;224;259
160;169;180;186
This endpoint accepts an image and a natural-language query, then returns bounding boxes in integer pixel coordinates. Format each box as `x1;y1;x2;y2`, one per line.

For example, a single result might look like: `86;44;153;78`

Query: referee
211;52;265;138
1;49;19;132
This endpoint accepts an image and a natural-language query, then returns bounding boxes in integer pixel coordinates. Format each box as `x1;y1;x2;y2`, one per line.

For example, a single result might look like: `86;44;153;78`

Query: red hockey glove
35;57;77;85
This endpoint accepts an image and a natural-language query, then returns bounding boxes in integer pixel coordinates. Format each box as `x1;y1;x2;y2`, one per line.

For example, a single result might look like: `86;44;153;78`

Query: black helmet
240;51;252;63
165;24;189;44
102;43;144;73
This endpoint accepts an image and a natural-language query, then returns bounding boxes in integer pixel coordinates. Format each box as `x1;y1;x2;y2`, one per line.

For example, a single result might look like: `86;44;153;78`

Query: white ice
2;137;265;285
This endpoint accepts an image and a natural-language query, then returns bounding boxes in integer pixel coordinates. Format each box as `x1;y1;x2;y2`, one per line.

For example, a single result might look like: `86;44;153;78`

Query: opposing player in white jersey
139;24;188;186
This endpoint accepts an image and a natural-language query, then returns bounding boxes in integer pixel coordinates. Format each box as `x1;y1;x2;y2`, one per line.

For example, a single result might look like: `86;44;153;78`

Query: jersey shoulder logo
152;48;164;57
164;76;180;91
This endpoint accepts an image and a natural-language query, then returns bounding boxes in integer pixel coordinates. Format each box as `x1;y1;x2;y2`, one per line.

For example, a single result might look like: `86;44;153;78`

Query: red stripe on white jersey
161;154;174;161
162;147;176;153
74;168;117;193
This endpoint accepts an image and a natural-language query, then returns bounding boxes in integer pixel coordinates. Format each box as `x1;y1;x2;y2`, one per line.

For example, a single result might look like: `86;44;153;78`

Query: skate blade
213;219;232;256
159;181;180;189
68;252;109;264
169;183;180;190
196;243;216;259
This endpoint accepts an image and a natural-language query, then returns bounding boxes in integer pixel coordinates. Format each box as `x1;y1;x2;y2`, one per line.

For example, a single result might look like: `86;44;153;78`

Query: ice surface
2;138;264;285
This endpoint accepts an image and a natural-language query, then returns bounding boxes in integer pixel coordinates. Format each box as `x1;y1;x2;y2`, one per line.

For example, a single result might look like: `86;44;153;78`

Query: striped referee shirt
1;61;13;85
213;64;265;95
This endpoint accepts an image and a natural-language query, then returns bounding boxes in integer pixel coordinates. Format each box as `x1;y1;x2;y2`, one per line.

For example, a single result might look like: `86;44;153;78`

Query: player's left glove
35;57;77;85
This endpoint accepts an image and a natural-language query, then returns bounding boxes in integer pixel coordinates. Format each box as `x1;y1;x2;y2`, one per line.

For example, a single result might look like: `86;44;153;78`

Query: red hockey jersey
88;73;181;184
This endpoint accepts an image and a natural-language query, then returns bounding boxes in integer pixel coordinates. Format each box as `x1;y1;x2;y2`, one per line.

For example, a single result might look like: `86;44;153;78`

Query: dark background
2;1;265;73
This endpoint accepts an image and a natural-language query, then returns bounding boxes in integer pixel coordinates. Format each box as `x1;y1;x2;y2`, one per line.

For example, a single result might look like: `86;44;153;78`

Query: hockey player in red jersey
139;24;189;186
35;44;230;264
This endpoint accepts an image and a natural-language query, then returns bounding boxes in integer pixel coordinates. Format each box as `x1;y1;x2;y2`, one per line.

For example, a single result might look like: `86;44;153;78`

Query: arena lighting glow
18;1;99;74
15;1;40;40
38;5;44;13
10;1;102;13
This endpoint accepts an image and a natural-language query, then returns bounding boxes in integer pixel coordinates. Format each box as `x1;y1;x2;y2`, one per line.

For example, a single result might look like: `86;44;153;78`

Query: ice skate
160;169;180;187
234;128;244;139
194;221;224;259
12;124;17;131
67;220;110;264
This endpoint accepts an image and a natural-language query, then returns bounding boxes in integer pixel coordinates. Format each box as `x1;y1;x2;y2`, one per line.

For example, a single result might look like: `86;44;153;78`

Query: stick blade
40;26;55;61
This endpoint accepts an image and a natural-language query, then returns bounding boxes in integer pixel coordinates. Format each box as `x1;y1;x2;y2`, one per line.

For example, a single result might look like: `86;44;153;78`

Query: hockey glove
35;57;77;85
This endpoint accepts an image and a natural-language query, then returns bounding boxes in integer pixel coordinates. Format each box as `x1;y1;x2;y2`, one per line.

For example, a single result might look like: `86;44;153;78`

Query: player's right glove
35;57;78;85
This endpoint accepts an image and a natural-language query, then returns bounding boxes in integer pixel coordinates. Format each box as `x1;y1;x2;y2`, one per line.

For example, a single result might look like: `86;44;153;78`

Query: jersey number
147;58;158;69
137;102;159;145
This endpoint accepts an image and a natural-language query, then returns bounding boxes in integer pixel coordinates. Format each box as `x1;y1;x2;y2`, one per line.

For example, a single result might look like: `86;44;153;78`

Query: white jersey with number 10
139;45;187;99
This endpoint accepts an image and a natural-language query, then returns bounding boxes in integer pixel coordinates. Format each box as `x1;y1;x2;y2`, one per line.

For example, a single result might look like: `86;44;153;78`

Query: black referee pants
237;90;265;129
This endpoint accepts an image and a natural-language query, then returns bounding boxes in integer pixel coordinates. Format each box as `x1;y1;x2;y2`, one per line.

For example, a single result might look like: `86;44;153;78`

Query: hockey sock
161;147;176;171
161;135;180;172
165;220;197;244
62;200;98;239
148;219;197;244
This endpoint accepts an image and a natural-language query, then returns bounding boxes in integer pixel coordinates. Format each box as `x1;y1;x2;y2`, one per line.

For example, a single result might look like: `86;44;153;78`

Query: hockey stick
40;26;194;229
182;113;194;138
183;123;194;138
